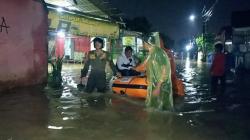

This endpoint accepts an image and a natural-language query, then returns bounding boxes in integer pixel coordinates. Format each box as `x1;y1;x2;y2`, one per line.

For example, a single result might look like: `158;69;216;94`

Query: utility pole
201;0;218;61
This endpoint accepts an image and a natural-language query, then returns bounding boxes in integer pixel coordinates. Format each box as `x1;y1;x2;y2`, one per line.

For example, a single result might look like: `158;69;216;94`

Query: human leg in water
96;72;107;93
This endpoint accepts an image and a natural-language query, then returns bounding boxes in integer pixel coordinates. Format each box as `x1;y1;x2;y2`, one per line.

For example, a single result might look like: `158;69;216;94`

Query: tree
124;17;153;36
195;33;215;62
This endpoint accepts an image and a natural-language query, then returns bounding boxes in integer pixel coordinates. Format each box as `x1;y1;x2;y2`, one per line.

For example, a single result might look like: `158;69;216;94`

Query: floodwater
0;60;250;140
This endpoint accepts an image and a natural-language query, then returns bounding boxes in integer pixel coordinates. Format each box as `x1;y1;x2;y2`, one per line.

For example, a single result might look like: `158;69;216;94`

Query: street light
186;43;192;51
189;14;196;22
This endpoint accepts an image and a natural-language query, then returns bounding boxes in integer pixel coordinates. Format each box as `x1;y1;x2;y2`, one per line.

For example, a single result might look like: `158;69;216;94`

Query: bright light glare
57;31;65;38
225;41;232;45
56;7;63;12
48;125;63;130
189;14;195;21
186;44;192;51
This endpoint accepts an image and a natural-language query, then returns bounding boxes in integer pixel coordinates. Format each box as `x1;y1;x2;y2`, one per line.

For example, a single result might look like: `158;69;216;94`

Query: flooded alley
1;0;250;140
0;60;250;140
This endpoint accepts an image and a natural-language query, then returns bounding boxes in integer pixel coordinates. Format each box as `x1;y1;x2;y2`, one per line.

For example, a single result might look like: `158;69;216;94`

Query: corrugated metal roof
44;0;122;19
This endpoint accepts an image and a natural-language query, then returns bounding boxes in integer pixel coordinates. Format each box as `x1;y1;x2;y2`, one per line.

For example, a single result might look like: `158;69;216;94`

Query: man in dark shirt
81;37;120;93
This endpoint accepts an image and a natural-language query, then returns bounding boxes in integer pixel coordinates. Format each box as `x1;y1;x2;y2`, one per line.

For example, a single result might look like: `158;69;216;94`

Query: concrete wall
0;0;48;91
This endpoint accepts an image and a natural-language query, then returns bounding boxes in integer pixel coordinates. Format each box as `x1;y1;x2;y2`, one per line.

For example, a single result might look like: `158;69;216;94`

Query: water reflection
85;95;107;110
0;86;49;140
175;59;216;114
0;62;250;140
184;58;193;82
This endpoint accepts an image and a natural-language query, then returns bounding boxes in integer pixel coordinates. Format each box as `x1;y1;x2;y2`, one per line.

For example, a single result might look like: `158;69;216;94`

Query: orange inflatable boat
112;75;184;99
112;76;148;99
112;34;186;98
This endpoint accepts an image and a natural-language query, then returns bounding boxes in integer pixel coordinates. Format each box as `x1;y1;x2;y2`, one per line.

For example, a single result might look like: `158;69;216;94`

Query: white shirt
117;53;136;70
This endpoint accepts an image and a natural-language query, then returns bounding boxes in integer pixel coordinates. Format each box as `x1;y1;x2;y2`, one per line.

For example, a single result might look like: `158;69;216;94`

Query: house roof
44;0;123;21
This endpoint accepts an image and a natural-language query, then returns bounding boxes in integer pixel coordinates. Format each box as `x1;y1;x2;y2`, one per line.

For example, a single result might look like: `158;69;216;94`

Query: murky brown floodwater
0;61;250;140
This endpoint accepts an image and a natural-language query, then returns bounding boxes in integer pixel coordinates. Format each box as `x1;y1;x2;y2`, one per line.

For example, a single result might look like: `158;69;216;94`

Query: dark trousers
120;69;140;76
85;72;106;93
211;75;225;101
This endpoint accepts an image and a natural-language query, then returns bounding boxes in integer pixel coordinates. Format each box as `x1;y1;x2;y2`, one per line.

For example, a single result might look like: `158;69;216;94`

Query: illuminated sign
122;36;135;46
48;10;119;38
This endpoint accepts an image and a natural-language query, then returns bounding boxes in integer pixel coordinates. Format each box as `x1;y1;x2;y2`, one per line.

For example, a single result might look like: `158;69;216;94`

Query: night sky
109;0;250;41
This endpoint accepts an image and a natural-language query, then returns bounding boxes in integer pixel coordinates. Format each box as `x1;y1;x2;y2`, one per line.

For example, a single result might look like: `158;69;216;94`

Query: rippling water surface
0;61;250;140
